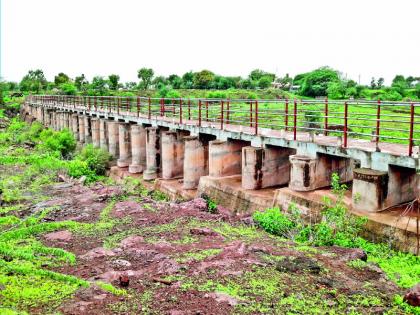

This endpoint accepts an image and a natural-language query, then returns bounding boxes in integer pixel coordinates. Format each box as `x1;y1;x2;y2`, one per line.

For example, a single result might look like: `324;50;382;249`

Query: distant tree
327;81;346;99
275;74;293;90
181;71;194;89
152;76;168;89
90;76;108;95
193;70;215;89
299;67;340;97
249;69;275;82
405;76;416;88
124;81;137;90
377;77;384;89
137;68;154;89
239;78;256;89
20;69;47;93
108;74;120;90
54;72;70;86
414;83;420;98
258;76;274;88
75;74;88;90
59;83;77;95
370;78;377;89
391;75;408;96
167;74;182;89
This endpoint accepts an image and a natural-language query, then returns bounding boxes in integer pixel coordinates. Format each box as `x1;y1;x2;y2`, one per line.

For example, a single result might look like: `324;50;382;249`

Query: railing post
94;96;97;111
343;101;348;148
172;98;175;115
188;99;191;120
226;99;230;125
255;100;258;135
148;97;151;119
250;101;253;127
376;99;381;143
408;102;415;156
285;99;289;131
293;99;297;140
205;101;209;122
117;97;120;115
160;98;164;116
137;96;140;117
324;97;328;135
220;100;224;130
127;96;130;113
199;100;202;127
179;98;183;124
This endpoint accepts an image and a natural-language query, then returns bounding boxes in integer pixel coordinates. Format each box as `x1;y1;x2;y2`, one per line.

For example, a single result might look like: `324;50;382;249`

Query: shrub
75;144;110;176
253;207;296;238
38;129;76;158
206;91;227;99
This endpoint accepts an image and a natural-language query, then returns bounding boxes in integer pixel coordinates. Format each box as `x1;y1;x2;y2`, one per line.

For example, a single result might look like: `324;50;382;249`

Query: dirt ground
15;178;406;315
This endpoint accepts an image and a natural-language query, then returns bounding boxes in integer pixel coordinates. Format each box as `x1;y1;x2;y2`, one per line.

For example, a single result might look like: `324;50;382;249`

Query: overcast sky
1;0;419;85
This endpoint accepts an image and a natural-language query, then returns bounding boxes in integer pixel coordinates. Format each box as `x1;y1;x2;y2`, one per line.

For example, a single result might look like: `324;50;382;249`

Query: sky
1;0;419;85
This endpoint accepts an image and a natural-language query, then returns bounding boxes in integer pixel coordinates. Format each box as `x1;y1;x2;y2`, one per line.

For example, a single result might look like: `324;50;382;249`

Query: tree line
1;67;420;101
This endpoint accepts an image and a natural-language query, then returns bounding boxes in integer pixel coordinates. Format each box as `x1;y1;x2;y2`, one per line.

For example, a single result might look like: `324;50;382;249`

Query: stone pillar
288;155;317;191
208;140;245;178
242;146;294;190
107;121;119;158
91;118;100;148
71;114;79;139
117;123;131;168
129;124;146;174
161;131;185;179
352;168;388;212
99;119;109;152
78;115;85;143
84;116;92;143
64;112;70;130
183;136;209;190
143;127;160;180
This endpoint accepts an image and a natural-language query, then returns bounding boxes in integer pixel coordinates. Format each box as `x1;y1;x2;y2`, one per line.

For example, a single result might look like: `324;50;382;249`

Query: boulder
404;283;420;307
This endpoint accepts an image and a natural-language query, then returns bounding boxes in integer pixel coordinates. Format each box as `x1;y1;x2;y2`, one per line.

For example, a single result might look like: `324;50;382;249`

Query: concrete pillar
107;121;119;158
64;112;70;130
143;127;160;180
242;146;295;190
71;114;79;139
99;119;109;152
352;166;419;212
91;118;100;148
183;136;209;190
84;116;92;143
209;140;247;178
117;123;131;168
161;131;185;179
289;154;354;192
129;124;146;174
78;115;85;143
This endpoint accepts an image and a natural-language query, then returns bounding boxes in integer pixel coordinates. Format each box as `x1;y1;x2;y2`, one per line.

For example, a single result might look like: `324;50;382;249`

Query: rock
240;216;255;226
44;230;73;242
80;247;116;260
119;274;130;287
207;292;239;306
112;259;132;269
404;283;420;307
157;259;181;274
177;198;208;212
223;241;247;257
120;235;145;249
190;227;219;237
334;247;367;262
276;256;321;274
113;201;142;218
78;176;87;184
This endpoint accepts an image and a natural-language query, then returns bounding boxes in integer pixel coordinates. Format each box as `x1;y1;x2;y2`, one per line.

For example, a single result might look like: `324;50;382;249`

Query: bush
206;91;227;99
75;144;110;176
38;129;76;158
253;207;296;238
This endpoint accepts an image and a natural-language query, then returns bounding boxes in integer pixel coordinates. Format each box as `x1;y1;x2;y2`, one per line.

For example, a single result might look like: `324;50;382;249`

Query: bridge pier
107;121;119;158
91;118;100;148
129;125;146;174
352;166;419;212
143;127;160;180
99;119;109;152
117;123;131;168
209;139;249;178
183;135;212;190
289;153;354;191
84;116;92;143
78;115;85;143
71;114;79;139
161;130;188;180
242;146;295;190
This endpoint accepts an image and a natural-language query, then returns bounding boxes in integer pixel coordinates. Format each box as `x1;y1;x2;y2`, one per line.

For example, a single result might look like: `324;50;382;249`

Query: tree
275;74;293;90
181;71;194;89
125;82;137;90
249;69;275;82
193;70;215;89
54;72;70;86
19;69;47;93
152;76;168;89
327;81;346;99
90;76;108;95
377;78;384;89
108;74;120;90
299;67;340;97
137;68;154;89
370;77;377;89
75;74;88;90
414;83;420;98
167;74;182;89
59;83;77;95
391;75;408;96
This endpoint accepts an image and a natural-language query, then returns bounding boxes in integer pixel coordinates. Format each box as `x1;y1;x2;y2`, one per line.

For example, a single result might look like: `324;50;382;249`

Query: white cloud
1;0;419;85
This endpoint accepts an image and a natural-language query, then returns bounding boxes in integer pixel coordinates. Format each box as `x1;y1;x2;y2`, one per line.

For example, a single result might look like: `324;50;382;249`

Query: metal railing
26;95;419;157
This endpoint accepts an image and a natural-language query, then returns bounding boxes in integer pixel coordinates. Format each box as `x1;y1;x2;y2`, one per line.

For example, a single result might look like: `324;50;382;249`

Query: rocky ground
9;176;411;315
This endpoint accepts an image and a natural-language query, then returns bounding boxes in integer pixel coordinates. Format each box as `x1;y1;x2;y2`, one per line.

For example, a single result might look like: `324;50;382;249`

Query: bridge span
23;95;419;218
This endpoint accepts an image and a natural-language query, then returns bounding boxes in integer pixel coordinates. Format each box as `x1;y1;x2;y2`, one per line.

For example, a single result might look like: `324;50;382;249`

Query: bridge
22;95;419;239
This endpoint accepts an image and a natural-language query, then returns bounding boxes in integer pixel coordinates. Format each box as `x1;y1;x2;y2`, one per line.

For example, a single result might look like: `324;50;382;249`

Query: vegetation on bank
2;67;420;102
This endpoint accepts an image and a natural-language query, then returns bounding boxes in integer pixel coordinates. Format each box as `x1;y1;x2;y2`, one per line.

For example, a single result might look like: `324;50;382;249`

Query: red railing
27;95;419;156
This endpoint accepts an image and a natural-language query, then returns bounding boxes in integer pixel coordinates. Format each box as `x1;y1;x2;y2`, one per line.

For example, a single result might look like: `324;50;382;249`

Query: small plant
75;144;110;176
201;194;218;213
